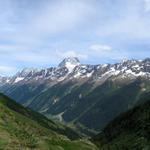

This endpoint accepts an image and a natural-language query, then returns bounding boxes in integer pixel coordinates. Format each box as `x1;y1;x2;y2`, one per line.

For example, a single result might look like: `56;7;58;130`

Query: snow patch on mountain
65;62;77;73
87;70;94;77
14;77;24;83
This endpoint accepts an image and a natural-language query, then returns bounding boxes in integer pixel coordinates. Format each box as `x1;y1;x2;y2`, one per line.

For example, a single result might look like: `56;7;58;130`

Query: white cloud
89;44;112;51
9;49;59;65
0;66;17;76
0;0;95;52
0;44;28;52
96;0;150;40
26;1;92;37
87;43;129;63
56;50;88;60
3;0;94;46
144;0;150;12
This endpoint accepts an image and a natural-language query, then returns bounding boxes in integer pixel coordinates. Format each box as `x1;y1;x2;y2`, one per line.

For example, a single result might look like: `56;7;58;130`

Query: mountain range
0;57;150;134
0;57;150;85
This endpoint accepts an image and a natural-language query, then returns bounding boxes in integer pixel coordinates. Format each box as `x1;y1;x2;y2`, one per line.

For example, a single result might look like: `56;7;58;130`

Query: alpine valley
0;57;150;149
0;57;150;135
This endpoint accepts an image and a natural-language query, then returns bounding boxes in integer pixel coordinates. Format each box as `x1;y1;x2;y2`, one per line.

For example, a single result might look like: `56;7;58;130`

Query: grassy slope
0;94;97;150
92;99;150;150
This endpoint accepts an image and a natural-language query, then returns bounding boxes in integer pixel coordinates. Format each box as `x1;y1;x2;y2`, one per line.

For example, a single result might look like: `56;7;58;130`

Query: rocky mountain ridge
0;57;150;85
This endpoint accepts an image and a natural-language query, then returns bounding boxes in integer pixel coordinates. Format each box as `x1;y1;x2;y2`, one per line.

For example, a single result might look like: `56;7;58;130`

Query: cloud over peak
90;44;112;51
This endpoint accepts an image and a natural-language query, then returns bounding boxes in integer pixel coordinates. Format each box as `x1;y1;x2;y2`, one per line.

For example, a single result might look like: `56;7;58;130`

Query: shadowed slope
92;98;150;150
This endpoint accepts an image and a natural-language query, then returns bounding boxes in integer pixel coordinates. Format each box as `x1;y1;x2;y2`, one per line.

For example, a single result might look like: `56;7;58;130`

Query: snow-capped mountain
0;57;150;86
0;57;150;132
58;57;80;73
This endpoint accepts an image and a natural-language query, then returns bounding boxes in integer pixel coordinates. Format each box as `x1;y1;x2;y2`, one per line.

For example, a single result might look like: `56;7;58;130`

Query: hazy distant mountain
0;57;150;134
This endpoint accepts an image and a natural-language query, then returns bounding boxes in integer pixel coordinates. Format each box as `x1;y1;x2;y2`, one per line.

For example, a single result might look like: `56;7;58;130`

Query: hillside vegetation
92;99;150;150
0;93;97;150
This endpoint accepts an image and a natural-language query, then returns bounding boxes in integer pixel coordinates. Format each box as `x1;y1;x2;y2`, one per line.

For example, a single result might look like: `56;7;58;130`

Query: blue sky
0;0;150;75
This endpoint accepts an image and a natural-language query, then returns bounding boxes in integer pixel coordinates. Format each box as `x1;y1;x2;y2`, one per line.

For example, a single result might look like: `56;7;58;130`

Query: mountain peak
16;67;40;77
58;57;80;73
58;57;80;66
